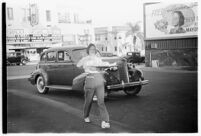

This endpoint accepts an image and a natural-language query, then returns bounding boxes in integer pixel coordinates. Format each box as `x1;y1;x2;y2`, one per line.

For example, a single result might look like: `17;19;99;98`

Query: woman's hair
173;11;185;26
86;43;96;54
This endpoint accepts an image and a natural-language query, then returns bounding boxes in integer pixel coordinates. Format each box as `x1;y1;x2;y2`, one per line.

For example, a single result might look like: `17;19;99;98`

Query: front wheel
124;85;142;96
36;76;49;94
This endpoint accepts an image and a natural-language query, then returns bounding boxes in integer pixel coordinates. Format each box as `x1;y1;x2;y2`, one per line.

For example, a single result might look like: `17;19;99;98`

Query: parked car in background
125;52;145;64
28;46;148;96
101;52;117;57
7;52;29;66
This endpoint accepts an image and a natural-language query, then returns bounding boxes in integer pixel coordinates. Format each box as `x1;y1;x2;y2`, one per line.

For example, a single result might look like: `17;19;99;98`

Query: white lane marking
7;75;30;80
7;89;132;132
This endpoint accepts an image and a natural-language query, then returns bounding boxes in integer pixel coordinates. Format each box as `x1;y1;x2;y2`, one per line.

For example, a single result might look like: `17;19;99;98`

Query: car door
71;49;86;77
53;50;75;85
46;51;58;85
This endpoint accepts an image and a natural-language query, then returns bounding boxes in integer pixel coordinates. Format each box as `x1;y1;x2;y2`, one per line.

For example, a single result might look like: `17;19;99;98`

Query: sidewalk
135;64;197;73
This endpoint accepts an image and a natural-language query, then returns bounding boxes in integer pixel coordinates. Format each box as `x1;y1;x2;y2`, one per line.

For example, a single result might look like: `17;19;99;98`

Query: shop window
46;10;51;22
7;7;14;20
115;46;117;51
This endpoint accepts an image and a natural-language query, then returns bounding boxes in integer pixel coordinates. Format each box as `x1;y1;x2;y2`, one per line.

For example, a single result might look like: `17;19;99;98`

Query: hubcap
37;77;45;93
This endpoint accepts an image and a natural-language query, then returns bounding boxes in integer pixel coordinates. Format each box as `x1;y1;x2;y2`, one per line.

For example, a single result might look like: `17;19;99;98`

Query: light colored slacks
83;73;109;122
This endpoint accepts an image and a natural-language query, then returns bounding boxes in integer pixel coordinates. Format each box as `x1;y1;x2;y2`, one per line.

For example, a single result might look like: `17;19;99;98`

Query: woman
77;43;116;129
170;11;186;34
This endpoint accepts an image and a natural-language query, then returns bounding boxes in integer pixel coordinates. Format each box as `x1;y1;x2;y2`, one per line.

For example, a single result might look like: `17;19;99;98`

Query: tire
21;59;27;65
124;85;142;96
36;76;49;94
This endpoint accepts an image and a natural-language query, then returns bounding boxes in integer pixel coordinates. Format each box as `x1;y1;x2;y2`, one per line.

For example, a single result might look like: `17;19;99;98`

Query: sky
3;0;197;27
4;0;145;27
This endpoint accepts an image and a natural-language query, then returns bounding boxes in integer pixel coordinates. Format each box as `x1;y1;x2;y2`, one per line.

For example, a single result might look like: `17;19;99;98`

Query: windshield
72;49;88;63
72;49;102;63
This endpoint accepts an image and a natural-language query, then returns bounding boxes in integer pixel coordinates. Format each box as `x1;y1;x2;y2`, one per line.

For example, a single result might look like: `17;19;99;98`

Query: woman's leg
83;75;96;118
95;83;109;122
83;88;95;118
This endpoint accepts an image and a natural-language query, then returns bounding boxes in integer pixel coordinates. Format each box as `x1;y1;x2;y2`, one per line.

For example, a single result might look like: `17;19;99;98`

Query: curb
137;67;197;73
7;75;30;80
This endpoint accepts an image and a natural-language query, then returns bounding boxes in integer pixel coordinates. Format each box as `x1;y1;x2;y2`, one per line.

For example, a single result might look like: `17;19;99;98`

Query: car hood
101;56;125;63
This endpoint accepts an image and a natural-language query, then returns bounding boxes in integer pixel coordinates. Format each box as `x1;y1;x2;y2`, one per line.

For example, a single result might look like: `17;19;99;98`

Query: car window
40;53;46;61
58;51;71;62
47;51;56;62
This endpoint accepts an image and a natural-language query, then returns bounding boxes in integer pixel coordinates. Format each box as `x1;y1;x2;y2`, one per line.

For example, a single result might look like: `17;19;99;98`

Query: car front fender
128;68;144;81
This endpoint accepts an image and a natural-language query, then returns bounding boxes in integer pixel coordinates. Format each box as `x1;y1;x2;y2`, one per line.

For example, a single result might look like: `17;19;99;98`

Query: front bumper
107;80;149;90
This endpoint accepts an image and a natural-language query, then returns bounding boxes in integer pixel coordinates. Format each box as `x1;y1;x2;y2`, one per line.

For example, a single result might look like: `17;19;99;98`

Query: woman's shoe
101;121;110;128
93;95;97;101
84;117;90;123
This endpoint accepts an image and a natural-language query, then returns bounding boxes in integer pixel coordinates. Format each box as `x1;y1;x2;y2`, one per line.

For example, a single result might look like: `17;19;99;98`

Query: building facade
94;26;144;56
6;2;94;61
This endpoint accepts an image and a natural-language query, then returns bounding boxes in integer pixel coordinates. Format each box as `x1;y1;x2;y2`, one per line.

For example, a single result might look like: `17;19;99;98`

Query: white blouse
77;55;111;73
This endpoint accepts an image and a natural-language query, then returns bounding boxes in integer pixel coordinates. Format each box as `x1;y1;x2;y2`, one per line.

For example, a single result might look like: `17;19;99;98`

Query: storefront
7;33;62;61
144;2;198;67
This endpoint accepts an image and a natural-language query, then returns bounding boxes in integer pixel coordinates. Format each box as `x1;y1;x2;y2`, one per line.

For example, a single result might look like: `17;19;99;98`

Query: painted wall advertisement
145;2;198;39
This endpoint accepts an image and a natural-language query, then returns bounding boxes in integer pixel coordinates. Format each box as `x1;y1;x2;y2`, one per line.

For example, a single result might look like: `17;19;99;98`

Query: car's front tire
124;85;142;96
36;76;49;94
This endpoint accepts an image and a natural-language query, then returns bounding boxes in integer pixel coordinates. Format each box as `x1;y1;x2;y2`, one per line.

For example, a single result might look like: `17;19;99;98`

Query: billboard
144;2;198;39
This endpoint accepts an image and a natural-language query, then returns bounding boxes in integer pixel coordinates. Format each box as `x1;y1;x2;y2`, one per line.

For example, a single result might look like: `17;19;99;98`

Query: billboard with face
144;2;198;40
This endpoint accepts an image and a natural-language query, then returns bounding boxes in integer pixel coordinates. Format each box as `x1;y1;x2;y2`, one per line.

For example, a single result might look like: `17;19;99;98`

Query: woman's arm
95;56;116;67
77;57;86;68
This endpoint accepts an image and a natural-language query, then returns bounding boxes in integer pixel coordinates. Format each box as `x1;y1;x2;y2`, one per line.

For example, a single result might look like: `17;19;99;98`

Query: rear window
47;51;56;61
40;53;46;61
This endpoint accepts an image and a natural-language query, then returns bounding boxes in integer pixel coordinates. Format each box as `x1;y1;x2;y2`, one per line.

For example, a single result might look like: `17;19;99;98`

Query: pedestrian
77;43;116;129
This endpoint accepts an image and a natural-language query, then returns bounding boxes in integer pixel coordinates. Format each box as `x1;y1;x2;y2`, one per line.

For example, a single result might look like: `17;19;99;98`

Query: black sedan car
28;46;148;96
7;52;29;65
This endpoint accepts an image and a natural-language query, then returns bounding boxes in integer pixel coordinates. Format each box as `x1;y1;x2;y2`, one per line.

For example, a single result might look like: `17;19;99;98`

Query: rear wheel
124;85;142;96
36;76;49;94
21;59;27;65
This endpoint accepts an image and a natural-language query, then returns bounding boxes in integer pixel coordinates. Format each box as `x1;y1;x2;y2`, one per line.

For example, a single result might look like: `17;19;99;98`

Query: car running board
45;85;72;90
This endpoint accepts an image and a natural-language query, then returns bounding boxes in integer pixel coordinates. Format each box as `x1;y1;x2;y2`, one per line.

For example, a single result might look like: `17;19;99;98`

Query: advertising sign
30;4;39;26
144;2;198;39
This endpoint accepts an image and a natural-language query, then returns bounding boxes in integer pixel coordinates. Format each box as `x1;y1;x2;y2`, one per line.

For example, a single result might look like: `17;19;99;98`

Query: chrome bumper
107;80;149;90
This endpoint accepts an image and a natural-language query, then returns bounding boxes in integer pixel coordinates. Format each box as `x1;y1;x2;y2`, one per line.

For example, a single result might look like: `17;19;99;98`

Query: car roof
44;45;87;53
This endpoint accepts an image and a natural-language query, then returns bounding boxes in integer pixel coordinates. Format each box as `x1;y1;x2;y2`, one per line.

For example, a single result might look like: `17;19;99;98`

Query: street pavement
6;65;197;133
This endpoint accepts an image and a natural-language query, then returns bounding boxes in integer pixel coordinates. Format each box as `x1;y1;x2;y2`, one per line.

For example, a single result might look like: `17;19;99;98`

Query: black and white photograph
1;0;199;134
